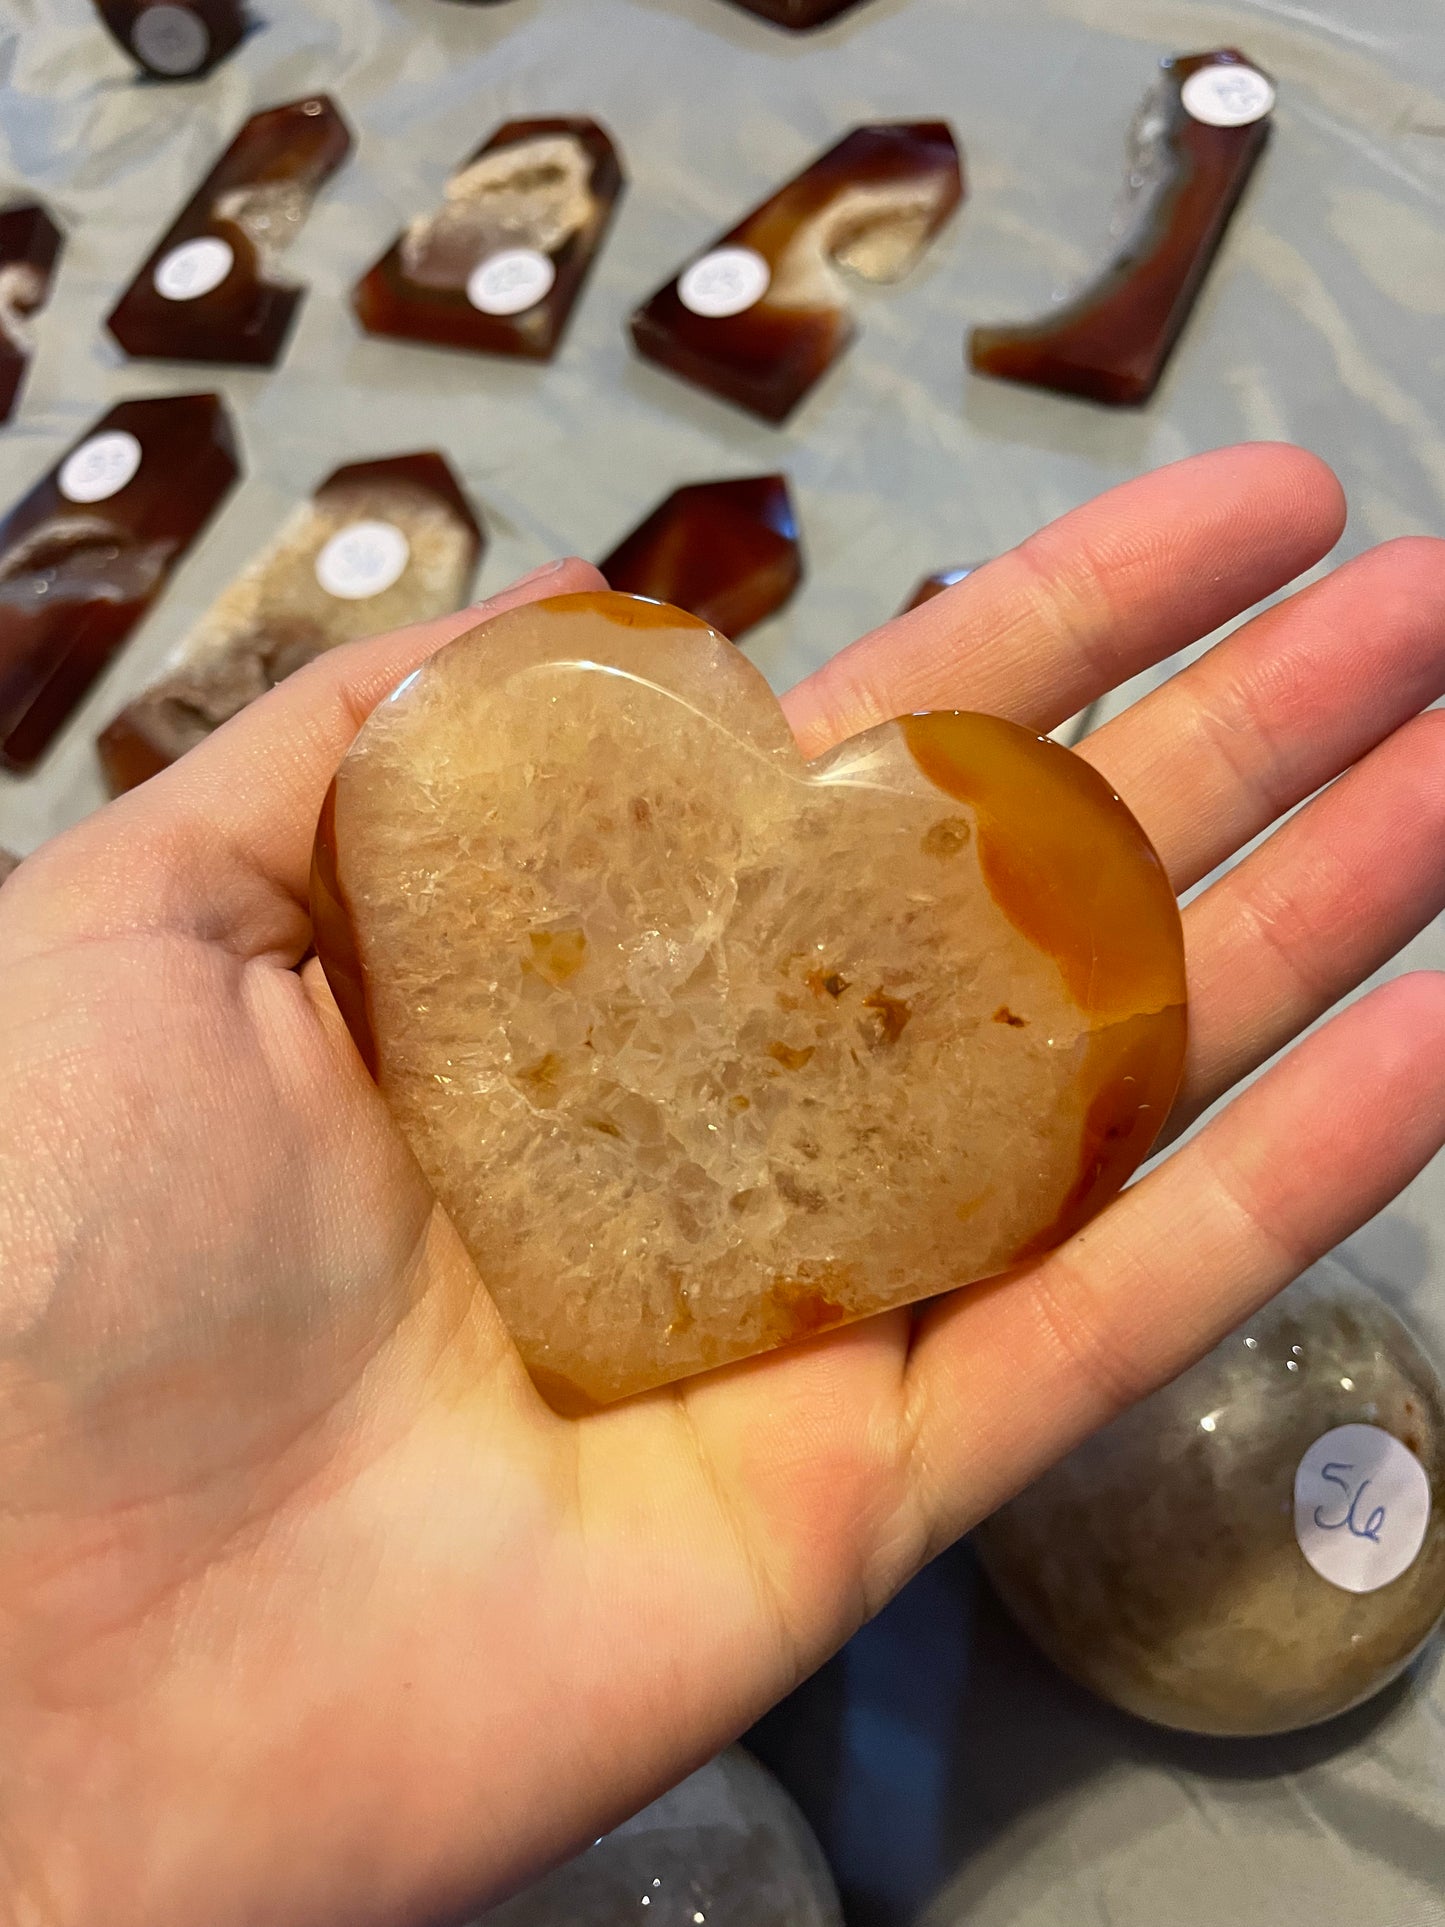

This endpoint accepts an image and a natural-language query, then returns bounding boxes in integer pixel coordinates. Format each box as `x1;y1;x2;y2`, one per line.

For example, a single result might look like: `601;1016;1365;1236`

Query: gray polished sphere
976;1261;1445;1735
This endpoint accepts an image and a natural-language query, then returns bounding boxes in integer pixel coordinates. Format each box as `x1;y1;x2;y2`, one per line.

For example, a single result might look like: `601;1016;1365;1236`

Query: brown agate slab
631;122;964;423
0;203;63;424
721;0;876;23
313;590;1187;1406
93;1;248;77
599;476;801;640
0;393;239;774
107;95;351;366
970;49;1273;406
354;118;624;361
98;451;483;793
901;566;975;612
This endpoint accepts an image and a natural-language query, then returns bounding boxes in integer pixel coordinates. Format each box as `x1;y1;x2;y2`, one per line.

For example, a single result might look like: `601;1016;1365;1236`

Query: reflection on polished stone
900;566;975;612
475;1751;841;1927
0;393;239;774
354;119;623;361
970;49;1273;405
313;589;1186;1406
600;476;801;640
98;452;483;793
977;1259;1445;1735
631;123;963;423
106;95;351;365
92;1;249;77
0;203;63;425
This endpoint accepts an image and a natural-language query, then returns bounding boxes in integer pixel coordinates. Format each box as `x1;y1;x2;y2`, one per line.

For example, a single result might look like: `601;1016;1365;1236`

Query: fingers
1082;536;1445;891
900;972;1445;1555
782;443;1344;756
22;560;606;964
1172;710;1445;1129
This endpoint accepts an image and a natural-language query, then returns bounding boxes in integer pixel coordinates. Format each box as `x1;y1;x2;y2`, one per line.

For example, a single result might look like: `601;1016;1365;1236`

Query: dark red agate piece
631;122;963;423
97;451;485;793
0;204;63;425
106;96;351;366
721;0;875;22
354;118;624;362
901;566;976;612
970;50;1273;406
0;394;239;773
600;476;801;640
92;1;249;78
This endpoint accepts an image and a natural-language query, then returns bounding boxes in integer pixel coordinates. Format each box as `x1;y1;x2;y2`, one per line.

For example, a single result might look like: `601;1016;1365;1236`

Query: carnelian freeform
107;95;351;366
0;393;239;774
92;1;249;78
721;0;876;23
599;476;801;640
98;452;483;793
354;119;623;361
314;591;1187;1407
970;50;1273;406
0;203;63;425
631;122;963;423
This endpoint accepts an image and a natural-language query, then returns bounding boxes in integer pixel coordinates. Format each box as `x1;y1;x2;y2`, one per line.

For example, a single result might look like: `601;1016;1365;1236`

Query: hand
2;447;1443;1927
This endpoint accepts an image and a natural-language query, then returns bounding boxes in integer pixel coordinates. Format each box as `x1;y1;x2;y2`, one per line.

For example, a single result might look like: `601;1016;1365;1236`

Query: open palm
2;445;1443;1927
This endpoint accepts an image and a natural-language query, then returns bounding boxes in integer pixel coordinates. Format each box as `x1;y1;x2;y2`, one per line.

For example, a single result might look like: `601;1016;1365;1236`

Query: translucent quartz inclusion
901;566;975;612
98;451;483;793
479;1750;841;1927
0;393;239;774
721;0;875;24
599;476;801;640
977;1261;1445;1735
106;95;351;366
314;590;1186;1407
354;119;624;361
93;1;248;77
0;203;63;425
631;123;963;423
970;50;1272;405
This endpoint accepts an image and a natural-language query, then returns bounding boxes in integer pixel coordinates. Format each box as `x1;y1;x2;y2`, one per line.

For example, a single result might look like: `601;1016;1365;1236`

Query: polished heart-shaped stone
314;592;1187;1406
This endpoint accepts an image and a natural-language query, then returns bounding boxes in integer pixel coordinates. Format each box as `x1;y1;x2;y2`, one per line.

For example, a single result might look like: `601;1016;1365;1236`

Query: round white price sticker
677;246;771;320
58;430;143;505
1180;63;1276;129
153;235;235;302
1294;1424;1431;1594
131;4;211;74
466;248;556;317
315;521;411;601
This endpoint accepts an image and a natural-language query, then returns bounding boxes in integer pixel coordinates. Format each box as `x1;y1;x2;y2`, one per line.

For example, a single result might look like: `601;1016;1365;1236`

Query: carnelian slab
599;476;801;639
0;203;63;425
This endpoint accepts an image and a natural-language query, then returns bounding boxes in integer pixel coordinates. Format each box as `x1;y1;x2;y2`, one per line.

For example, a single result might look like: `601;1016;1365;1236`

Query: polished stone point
900;566;976;612
106;95;352;366
474;1750;841;1927
600;476;802;640
97;451;483;793
0;202;64;425
977;1260;1445;1735
0;393;240;774
721;0;876;23
970;49;1272;406
354;118;624;361
92;0;249;77
314;590;1186;1406
631;122;964;423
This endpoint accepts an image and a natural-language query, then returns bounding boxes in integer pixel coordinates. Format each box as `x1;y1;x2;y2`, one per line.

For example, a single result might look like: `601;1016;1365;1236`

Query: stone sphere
976;1261;1445;1735
475;1749;842;1927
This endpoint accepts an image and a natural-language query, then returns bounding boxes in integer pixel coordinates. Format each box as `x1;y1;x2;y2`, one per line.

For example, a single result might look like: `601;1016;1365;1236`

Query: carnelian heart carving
313;591;1187;1406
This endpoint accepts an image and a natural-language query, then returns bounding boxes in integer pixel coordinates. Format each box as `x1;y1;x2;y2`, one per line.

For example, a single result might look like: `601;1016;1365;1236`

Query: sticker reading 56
1294;1423;1431;1594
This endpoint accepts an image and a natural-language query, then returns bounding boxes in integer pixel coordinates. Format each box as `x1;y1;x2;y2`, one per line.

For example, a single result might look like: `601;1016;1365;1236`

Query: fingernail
503;557;570;595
